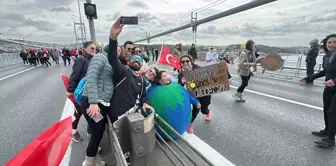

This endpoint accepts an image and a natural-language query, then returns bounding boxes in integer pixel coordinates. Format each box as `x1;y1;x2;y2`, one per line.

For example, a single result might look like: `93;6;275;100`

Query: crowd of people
18;47;104;67
62;17;336;166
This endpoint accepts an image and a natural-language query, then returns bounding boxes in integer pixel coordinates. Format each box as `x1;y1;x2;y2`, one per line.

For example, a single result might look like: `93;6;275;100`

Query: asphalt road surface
0;62;335;166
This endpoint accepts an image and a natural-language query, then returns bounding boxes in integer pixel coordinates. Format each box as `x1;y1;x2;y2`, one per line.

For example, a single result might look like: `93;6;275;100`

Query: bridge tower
146;32;150;44
73;22;87;48
191;12;198;45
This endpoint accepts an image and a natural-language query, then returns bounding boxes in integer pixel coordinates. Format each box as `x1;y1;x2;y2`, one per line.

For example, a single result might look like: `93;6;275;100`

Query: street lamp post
84;0;97;42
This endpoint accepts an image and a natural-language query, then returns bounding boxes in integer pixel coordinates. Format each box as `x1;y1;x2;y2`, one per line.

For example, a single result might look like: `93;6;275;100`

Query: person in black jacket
301;34;336;148
107;18;154;122
177;55;212;133
188;44;198;61
19;49;29;65
66;41;97;142
62;48;72;66
305;39;320;85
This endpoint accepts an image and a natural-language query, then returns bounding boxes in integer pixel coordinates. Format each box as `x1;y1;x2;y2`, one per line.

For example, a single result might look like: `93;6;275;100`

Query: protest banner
183;62;230;97
260;52;283;71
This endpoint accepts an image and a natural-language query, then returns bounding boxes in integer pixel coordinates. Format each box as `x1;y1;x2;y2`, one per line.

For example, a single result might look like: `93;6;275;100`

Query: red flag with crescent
5;116;72;166
158;45;181;70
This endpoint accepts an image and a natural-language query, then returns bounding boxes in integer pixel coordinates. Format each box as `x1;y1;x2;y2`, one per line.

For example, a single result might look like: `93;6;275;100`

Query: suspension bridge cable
195;0;229;13
150;0;228;32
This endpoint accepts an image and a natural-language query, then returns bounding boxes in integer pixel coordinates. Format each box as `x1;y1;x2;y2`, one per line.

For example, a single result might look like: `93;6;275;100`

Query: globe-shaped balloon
146;82;192;139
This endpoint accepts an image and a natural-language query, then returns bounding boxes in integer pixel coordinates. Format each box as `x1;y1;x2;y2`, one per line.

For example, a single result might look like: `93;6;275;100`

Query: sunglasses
89;47;96;51
181;60;190;64
131;56;143;63
127;48;132;51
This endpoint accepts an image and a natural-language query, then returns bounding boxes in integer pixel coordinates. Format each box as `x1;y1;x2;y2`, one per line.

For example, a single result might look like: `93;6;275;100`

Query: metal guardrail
106;106;215;166
0;53;22;68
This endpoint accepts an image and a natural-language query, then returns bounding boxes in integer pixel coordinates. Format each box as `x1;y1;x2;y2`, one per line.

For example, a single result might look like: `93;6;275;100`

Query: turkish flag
158;45;181;70
5;116;72;166
60;74;77;105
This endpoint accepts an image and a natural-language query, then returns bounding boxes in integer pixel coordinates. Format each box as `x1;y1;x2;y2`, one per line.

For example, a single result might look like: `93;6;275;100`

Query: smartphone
120;16;138;25
92;113;103;123
87;109;104;123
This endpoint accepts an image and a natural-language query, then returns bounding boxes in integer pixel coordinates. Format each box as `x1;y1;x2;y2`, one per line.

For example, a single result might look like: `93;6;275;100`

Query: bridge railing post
108;110;156;166
127;112;155;166
106;115;128;166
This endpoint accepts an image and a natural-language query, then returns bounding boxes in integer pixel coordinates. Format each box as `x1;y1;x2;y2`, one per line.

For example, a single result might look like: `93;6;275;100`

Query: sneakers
205;113;212;121
312;130;328;137
187;124;194;133
72;132;84;143
232;92;245;102
314;138;335;148
82;156;106;166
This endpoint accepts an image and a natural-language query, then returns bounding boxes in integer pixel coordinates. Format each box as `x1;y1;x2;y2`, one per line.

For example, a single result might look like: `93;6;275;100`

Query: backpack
74;77;87;104
74;76;127;104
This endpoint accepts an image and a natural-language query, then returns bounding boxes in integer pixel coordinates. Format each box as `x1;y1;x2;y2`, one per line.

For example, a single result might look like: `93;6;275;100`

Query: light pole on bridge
84;0;97;42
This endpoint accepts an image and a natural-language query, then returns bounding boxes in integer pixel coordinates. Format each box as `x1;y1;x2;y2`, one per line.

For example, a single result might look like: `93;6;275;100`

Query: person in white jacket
206;46;218;65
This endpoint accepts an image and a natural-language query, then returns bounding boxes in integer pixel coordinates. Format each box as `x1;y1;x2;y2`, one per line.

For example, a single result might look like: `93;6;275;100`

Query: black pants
237;73;252;93
62;56;71;66
29;57;37;66
191;95;211;123
322;87;336;140
80;97;112;157
22;58;29;64
41;58;51;66
73;102;92;134
306;62;316;83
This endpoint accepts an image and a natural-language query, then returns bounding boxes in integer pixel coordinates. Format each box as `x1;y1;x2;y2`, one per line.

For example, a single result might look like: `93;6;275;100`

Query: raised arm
107;39;124;77
108;19;127;81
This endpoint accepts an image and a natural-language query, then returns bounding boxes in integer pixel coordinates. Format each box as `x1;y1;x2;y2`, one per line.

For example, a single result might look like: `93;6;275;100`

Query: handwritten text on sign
183;62;230;97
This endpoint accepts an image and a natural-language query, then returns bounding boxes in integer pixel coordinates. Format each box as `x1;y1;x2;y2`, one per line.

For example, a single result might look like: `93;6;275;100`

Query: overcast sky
0;0;334;47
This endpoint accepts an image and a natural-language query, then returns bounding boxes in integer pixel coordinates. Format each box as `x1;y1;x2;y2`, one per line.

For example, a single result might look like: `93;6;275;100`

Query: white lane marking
0;66;38;81
234;72;325;87
59;99;75;166
182;133;235;166
157;67;324;111
230;85;323;110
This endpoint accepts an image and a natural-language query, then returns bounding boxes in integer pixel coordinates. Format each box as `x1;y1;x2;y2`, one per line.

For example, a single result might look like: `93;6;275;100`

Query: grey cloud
106;11;121;21
302;12;336;23
196;13;334;41
50;7;71;12
4;13;25;22
34;0;74;8
136;12;157;23
127;0;148;9
172;29;194;41
113;11;121;20
1;13;56;32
